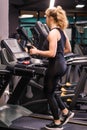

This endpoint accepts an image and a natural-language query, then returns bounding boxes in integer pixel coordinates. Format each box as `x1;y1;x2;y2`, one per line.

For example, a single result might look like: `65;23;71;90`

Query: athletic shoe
45;121;63;130
61;111;74;125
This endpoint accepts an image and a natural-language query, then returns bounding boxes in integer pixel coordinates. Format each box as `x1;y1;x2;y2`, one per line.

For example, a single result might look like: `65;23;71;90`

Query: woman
29;6;74;130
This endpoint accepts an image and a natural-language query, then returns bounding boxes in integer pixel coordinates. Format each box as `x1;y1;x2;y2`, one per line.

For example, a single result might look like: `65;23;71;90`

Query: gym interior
0;0;87;130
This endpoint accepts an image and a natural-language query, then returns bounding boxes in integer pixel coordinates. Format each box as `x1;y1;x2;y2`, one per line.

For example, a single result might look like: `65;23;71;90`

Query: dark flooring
0;102;87;130
0;115;87;130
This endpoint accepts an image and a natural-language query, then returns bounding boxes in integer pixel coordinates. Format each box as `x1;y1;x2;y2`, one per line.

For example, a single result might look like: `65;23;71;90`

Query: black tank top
55;28;66;59
42;28;66;60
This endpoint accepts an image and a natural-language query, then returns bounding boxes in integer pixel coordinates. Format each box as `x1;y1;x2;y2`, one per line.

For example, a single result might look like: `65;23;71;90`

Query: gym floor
0;110;87;130
9;116;87;130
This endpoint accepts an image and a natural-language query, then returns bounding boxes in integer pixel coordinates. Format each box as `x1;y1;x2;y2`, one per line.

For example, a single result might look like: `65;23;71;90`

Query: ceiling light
19;14;34;18
49;0;55;8
76;4;85;8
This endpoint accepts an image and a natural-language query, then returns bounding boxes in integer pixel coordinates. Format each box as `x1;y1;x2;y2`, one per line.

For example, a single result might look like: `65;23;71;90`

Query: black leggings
44;60;67;120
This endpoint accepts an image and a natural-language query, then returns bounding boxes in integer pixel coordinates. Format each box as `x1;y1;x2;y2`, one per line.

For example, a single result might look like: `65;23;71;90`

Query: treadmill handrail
67;55;87;62
67;59;87;65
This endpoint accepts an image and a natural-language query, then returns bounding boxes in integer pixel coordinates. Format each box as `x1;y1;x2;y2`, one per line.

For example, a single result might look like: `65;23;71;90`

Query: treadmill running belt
10;116;51;130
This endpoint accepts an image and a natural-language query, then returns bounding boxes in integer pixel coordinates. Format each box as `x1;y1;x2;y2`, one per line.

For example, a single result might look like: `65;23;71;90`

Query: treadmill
0;38;52;130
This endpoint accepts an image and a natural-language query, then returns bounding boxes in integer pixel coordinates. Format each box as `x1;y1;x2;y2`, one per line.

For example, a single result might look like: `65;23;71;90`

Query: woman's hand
29;46;38;55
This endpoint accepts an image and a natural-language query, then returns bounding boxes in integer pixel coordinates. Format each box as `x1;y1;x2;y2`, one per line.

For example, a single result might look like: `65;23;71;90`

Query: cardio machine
0;37;51;130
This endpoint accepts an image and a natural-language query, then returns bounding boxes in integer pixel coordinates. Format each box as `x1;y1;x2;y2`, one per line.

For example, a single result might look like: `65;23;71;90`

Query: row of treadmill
0;21;87;128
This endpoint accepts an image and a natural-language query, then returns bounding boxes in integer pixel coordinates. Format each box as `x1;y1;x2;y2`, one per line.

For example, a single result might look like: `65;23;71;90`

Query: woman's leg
54;77;75;125
44;75;60;120
54;76;66;111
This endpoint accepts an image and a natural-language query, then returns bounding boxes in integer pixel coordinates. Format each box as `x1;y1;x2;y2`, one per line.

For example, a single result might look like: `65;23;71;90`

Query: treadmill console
1;38;30;60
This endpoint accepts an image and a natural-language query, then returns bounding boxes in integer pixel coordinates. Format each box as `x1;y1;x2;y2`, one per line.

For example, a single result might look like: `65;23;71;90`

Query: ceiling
9;0;87;16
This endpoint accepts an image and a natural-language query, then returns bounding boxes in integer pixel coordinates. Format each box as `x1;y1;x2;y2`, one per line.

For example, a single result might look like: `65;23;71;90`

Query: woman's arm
29;29;58;57
64;31;72;54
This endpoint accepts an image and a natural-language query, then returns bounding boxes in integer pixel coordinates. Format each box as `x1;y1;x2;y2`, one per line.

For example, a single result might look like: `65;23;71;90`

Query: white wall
0;0;9;40
0;0;9;105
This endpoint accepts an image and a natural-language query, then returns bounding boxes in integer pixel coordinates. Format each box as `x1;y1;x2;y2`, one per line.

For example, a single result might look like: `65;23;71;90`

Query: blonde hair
45;6;69;30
